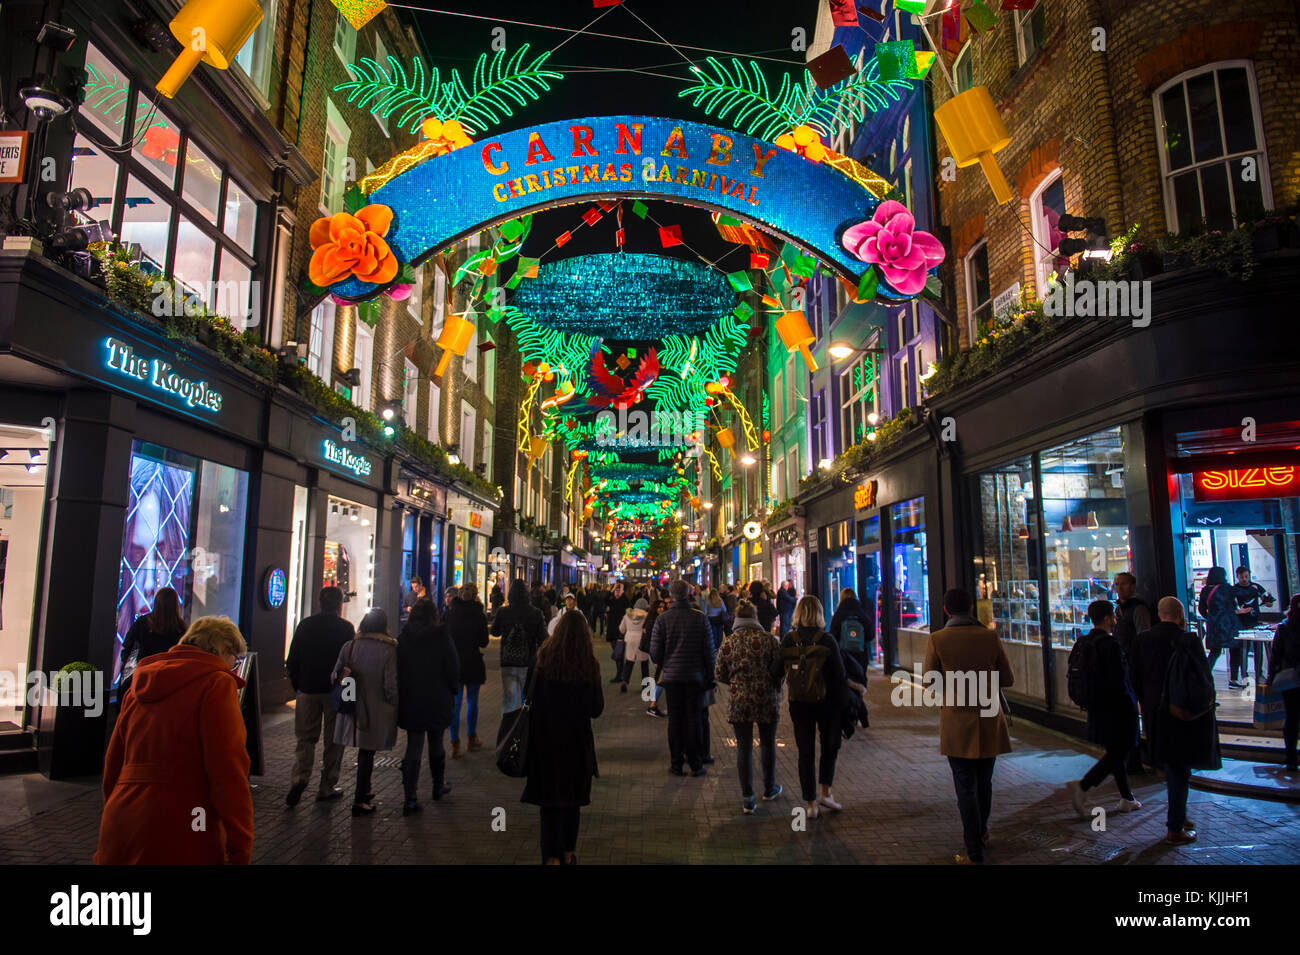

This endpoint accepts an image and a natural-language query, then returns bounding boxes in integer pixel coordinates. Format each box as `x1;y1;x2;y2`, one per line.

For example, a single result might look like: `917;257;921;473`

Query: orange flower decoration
308;204;400;288
774;125;828;162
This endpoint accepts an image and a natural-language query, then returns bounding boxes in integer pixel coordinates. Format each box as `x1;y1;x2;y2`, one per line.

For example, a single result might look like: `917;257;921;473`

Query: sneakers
669;766;686;776
818;791;843;812
351;802;375;816
742;795;757;815
431;784;451;800
1228;680;1247;690
467;735;483;751
1115;797;1142;813
1066;780;1089;819
317;787;345;802
646;707;663;718
285;781;307;808
762;784;783;801
691;766;708;777
1165;828;1197;845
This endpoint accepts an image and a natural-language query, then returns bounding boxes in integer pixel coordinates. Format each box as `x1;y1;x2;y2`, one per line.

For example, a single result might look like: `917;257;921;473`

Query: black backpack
782;633;831;703
1066;635;1097;709
501;617;532;667
1162;636;1216;721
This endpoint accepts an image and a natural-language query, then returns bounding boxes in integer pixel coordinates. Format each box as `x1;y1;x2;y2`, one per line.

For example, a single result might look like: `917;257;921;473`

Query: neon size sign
1192;466;1300;501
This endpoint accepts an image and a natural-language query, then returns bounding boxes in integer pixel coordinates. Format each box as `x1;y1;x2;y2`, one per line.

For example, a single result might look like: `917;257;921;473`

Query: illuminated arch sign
332;115;901;300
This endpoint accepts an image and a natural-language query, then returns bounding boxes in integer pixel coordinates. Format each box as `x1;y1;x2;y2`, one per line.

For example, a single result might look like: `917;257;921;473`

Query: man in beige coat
923;588;1015;864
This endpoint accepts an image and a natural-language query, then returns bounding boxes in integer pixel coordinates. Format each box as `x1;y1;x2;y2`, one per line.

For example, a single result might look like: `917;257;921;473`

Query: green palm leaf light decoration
678;56;911;141
334;44;564;136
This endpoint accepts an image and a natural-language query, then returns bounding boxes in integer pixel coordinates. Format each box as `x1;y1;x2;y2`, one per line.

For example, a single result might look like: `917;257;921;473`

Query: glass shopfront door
324;495;376;630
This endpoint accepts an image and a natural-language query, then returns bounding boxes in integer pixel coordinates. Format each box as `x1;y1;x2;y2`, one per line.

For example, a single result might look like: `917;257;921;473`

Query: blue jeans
1165;764;1191;832
450;683;481;742
501;666;529;714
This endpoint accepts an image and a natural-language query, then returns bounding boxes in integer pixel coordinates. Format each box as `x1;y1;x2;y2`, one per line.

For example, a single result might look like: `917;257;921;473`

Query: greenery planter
48;704;108;779
1162;251;1194;272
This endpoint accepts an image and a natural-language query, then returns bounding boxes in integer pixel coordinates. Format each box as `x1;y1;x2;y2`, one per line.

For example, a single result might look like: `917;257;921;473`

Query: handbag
612;638;626;663
1270;667;1300;693
329;641;357;715
496;668;537;778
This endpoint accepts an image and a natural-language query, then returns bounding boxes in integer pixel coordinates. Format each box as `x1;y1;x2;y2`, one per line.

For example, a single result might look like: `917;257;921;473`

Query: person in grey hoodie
332;608;399;816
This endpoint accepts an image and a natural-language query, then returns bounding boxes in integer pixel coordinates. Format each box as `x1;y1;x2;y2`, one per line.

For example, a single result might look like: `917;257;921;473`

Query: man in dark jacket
605;582;631;682
1128;597;1221;846
285;586;354;807
777;580;798;634
1065;601;1142;818
1113;572;1154;773
443;582;490;757
649;579;715;776
492;580;548;714
589;585;608;638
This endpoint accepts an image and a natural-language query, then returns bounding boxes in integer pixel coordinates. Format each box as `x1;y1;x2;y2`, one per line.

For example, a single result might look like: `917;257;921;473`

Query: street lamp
739;454;756;466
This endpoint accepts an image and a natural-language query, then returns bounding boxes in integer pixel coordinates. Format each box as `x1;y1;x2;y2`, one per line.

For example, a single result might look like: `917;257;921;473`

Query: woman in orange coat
95;616;254;865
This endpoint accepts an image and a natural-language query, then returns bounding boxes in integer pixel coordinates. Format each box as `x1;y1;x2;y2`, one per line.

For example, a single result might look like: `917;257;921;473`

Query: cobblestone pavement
2;643;1298;865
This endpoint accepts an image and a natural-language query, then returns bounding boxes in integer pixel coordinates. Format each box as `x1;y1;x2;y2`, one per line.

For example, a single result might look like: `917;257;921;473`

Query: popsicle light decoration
155;0;264;98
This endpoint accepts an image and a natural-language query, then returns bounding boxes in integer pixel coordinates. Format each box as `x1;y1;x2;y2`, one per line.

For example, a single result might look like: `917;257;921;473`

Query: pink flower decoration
842;200;946;295
385;283;413;301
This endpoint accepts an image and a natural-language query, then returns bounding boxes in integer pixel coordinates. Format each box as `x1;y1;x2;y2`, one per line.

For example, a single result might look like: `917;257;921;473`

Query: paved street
1;640;1297;866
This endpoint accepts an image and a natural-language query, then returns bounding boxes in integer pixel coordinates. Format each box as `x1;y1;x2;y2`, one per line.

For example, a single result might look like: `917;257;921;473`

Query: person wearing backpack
1064;600;1142;819
1199;567;1245;689
1128;597;1221;846
922;588;1014;865
491;580;547;715
776;595;847;819
829;587;875;678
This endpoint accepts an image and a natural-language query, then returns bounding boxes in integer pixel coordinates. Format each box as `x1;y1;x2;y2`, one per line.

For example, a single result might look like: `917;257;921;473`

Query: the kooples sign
104;338;223;412
322;439;373;478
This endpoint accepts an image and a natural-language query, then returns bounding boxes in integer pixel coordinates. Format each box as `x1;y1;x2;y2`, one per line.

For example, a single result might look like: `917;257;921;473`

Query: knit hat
634;598;649;610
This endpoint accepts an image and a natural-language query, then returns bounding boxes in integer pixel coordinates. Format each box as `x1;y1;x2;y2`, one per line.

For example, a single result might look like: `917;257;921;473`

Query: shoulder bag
330;641;357;715
496;668;537;778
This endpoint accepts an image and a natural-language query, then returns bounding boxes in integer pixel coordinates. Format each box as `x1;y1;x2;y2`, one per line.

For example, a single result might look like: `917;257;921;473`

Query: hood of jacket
508;579;531;606
836;596;864;615
357;631;398;646
732;615;762;632
625;607;647;623
132;645;242;703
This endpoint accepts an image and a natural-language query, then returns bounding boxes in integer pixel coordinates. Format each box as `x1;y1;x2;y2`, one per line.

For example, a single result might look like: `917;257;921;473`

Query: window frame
333;14;357;68
232;0;279;99
353;319;374;411
403;358;419;423
1152;60;1272;234
839;352;878;449
964;239;992;342
953;42;974;94
1014;4;1047;67
372;34;391;137
321;99;351;215
1029;169;1065;298
427;381;442;444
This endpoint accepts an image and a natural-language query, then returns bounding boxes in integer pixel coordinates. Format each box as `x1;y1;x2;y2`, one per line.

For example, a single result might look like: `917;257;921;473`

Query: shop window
73;43;259;318
0;425;52;728
785;353;796;420
427;381;441;443
891;498;928;631
772;368;784;429
461;402;476;468
1039;426;1131;648
973;457;1041;649
953;42;974;94
898;352;911;410
810;390;828;461
839;352;877;447
786;453;799;497
483;329;496;403
324;495;375;630
964;240;991;341
285;485;309;657
114;443;248;685
233;0;278;97
431;265;447;334
1030;171;1066;298
482;421;493;477
1155;62;1270;233
1015;4;1046;66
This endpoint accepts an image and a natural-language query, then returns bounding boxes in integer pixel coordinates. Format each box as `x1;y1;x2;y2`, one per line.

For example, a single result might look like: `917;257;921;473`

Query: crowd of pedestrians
96;563;1295;866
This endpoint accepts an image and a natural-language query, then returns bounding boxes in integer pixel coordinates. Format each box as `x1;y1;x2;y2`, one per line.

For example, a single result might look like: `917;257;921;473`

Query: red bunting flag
659;224;683;247
829;0;858;26
593;0;621;6
598;199;618;212
556;230;572;247
582;206;603;226
1001;0;1036;8
750;252;770;269
859;4;886;22
616;228;625;247
941;4;966;54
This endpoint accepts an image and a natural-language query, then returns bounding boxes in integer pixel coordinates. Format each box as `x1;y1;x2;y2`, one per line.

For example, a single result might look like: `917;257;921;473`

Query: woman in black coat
1199;566;1243;687
522;610;604;865
119;587;187;692
749;581;779;634
397;599;460;815
443;582;490;757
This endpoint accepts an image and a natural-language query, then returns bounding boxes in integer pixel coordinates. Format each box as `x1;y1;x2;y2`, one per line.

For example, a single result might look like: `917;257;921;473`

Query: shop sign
685;531;700;546
0;130;29;182
405;476;447;512
1192;466;1300;502
322;438;372;477
104;338;223;413
448;491;494;537
262;567;287;610
854;479;878;510
771;525;801;549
